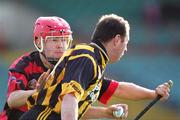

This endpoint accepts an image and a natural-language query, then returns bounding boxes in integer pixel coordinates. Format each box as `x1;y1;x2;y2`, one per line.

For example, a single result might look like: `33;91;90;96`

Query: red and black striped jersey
27;42;119;119
0;51;48;120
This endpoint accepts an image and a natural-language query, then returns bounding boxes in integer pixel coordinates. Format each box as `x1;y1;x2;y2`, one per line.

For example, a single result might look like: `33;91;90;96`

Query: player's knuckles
45;72;49;78
157;90;164;95
165;92;169;97
163;88;169;94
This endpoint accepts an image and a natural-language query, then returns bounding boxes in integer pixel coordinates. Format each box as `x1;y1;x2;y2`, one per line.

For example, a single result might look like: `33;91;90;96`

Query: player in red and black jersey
0;16;73;120
2;51;48;119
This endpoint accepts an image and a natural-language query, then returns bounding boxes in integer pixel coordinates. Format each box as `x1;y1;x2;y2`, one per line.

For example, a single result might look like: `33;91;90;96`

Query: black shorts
19;105;61;120
6;108;24;120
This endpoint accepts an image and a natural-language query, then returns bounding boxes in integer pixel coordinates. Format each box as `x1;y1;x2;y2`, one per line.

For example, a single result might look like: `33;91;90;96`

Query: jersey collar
90;40;110;64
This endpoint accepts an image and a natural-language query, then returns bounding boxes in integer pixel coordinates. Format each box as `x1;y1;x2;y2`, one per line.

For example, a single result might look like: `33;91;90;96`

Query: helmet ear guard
34;36;44;52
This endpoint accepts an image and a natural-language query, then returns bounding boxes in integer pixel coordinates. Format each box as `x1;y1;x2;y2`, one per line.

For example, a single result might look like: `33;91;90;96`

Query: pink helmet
33;16;73;52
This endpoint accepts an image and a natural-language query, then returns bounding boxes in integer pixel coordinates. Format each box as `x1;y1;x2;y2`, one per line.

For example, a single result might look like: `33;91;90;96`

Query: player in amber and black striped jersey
27;43;111;119
20;14;131;120
21;14;170;120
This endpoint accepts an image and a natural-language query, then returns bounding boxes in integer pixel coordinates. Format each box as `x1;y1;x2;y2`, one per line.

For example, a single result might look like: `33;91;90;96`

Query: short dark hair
91;14;130;43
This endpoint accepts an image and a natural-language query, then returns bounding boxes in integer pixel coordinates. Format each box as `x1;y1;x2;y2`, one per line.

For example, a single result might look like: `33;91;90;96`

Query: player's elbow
7;94;15;108
7;90;24;108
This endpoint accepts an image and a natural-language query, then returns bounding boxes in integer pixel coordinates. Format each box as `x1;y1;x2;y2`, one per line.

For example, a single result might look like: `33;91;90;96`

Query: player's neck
39;53;54;69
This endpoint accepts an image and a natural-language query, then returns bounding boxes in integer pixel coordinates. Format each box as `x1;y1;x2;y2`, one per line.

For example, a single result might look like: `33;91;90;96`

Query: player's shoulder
73;43;94;52
69;43;95;60
9;51;39;69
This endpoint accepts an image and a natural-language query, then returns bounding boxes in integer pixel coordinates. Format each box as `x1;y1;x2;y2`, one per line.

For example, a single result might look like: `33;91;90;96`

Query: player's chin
54;52;64;56
117;55;123;61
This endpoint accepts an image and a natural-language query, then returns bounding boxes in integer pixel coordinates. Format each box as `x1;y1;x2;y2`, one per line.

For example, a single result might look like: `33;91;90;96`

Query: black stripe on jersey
37;89;48;105
49;83;62;108
90;42;109;65
78;102;91;119
9;68;28;79
51;67;60;86
9;53;33;77
98;77;111;100
51;57;68;86
28;96;35;105
61;56;95;89
33;52;48;71
93;46;102;65
16;79;26;90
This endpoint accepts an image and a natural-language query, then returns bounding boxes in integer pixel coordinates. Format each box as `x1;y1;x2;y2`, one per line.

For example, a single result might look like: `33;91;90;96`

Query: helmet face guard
45;35;73;50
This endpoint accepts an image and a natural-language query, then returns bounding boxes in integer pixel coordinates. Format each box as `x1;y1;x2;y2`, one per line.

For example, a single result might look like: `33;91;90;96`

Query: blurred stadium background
0;0;180;119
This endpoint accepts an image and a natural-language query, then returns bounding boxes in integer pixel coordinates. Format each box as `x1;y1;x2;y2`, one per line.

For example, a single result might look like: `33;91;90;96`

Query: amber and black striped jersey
0;51;48;120
27;41;118;119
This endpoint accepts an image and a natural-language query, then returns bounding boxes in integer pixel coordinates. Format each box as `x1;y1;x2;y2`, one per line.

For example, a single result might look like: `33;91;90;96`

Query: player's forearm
81;106;109;119
114;82;156;100
7;90;36;108
61;94;78;120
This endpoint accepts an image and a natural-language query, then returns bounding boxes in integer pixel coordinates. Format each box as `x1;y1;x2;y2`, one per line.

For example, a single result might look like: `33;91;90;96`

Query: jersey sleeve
59;55;95;101
98;77;119;104
7;71;28;98
6;53;36;98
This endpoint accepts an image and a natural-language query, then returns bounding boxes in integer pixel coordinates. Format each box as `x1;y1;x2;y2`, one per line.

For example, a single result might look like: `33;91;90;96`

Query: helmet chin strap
46;58;59;65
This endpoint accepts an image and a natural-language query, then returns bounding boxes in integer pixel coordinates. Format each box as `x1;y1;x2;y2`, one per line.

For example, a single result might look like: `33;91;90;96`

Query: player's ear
118;35;125;43
113;34;121;46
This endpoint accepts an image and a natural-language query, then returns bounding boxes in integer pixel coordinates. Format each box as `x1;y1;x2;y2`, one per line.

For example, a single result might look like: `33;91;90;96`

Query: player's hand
105;104;128;120
36;69;51;92
155;81;171;101
28;79;37;89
